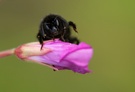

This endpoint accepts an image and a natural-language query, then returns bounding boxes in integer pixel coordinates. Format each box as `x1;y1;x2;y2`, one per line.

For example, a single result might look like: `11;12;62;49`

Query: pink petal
26;39;93;74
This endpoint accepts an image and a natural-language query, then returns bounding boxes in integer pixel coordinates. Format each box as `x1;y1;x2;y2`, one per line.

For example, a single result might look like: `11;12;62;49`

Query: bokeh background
0;0;135;92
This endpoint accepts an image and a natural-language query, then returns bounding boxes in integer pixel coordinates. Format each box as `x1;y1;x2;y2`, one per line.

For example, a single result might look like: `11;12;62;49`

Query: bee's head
42;14;68;36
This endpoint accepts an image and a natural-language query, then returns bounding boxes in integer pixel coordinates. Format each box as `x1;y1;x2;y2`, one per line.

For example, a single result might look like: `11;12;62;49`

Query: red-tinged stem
0;49;15;58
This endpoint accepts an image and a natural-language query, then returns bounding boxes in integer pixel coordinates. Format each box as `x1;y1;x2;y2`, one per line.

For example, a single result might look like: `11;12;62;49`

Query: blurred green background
0;0;135;92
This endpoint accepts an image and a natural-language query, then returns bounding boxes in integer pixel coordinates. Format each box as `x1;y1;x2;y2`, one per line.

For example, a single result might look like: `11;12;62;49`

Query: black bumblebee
37;14;80;49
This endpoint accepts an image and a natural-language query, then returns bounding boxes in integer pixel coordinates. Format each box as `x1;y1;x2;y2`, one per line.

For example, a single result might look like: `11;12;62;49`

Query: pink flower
0;39;93;74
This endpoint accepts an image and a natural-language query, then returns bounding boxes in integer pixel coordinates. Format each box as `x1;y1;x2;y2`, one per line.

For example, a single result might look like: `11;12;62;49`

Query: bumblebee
37;14;80;49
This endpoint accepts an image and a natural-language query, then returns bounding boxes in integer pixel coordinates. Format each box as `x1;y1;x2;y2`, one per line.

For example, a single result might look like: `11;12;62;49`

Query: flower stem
0;49;15;58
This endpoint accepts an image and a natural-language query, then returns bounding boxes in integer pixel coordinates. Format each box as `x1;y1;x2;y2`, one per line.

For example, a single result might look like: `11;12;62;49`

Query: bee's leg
37;34;44;50
40;62;58;71
69;21;78;33
68;37;80;44
60;36;65;42
59;29;67;42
